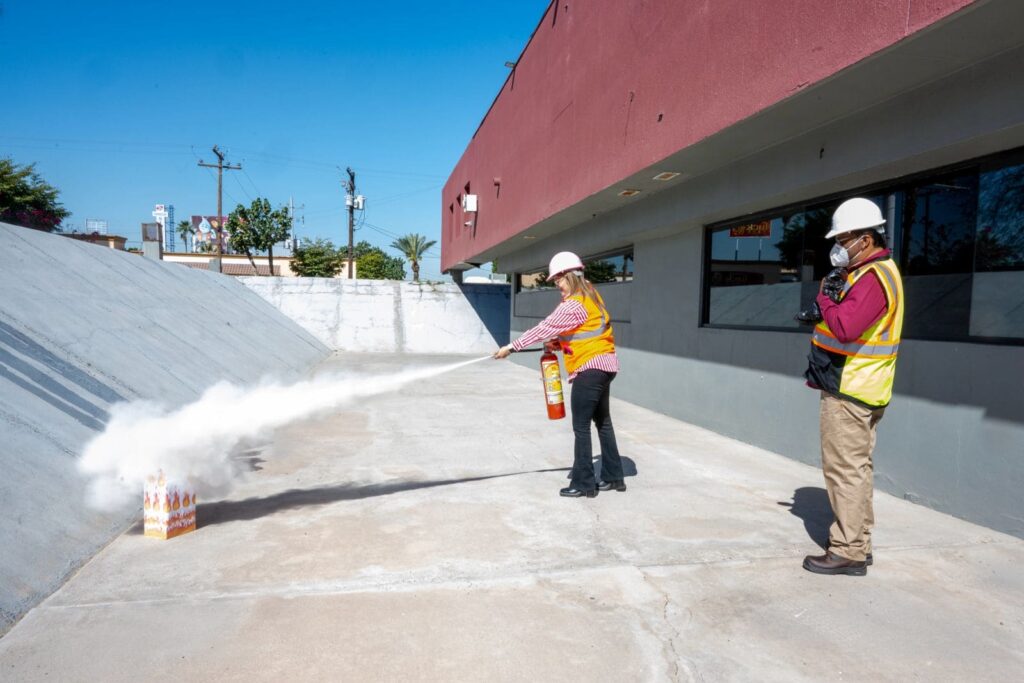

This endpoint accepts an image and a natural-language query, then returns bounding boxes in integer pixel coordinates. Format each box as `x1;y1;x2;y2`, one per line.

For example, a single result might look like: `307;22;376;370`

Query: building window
971;154;1024;339
705;197;883;329
899;171;978;338
702;147;1024;344
516;247;634;291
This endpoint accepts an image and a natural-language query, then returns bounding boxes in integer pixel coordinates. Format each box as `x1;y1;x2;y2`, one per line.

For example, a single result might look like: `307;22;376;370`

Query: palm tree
176;220;195;253
389;233;437;282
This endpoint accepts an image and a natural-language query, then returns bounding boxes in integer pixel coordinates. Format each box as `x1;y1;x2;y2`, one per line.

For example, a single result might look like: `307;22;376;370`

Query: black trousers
569;369;624;490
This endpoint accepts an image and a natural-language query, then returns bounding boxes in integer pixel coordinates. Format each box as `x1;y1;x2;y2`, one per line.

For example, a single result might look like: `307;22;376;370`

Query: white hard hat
546;251;585;281
826;197;886;239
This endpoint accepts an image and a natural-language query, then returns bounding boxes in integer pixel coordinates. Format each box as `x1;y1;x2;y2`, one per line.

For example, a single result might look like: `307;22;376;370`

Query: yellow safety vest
809;258;904;407
558;291;616;374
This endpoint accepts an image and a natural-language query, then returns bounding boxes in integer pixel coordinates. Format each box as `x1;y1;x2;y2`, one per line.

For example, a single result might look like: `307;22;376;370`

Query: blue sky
0;0;550;281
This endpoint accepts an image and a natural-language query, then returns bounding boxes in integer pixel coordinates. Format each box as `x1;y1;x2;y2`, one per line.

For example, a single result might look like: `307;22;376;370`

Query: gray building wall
507;38;1024;537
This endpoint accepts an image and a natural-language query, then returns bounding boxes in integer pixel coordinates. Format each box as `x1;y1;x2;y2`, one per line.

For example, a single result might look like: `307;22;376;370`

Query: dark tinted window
702;148;1024;343
971;156;1024;338
516;248;633;291
899;172;978;338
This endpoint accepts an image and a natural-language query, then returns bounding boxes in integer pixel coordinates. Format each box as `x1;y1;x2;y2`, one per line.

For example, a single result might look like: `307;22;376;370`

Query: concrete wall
0;224;330;634
507;29;1024;538
240;278;510;354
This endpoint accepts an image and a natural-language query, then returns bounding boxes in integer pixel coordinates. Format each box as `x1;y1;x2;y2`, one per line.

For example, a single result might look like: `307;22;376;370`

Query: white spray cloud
78;356;490;510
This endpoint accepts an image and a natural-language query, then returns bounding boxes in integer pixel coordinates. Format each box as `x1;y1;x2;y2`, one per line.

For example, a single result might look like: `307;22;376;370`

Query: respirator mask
829;235;866;268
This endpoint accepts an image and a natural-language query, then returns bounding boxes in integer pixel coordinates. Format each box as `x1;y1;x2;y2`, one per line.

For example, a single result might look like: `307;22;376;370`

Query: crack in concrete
43;535;1021;612
640;570;702;683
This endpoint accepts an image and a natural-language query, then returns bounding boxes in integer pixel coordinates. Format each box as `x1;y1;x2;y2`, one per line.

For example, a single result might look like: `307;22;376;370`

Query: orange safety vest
807;258;904;407
558;291;616;374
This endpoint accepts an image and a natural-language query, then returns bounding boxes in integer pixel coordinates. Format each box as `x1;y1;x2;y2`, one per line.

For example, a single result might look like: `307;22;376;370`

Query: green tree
389;233;437;282
176;220;195;253
584;260;617;283
225;198;292;275
0;157;70;231
291;238;342;277
356;245;406;280
352;240;376;258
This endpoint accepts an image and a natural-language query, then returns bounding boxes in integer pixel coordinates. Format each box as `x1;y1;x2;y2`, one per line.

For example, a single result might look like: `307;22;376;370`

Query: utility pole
345;167;356;279
197;145;241;274
287;196;304;250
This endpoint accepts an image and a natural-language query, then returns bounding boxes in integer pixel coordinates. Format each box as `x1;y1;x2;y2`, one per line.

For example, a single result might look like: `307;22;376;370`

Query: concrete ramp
0;223;330;633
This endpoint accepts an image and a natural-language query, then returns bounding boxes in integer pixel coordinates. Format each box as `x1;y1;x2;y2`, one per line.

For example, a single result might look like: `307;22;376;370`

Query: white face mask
829;243;851;268
829;235;865;268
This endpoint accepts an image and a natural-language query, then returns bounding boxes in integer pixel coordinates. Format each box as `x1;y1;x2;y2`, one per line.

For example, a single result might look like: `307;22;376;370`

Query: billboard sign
191;215;230;249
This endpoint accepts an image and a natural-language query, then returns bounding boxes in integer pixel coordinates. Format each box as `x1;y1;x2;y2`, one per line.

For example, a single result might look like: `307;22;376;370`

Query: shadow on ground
188;467;572;529
573;455;638;480
778;486;832;549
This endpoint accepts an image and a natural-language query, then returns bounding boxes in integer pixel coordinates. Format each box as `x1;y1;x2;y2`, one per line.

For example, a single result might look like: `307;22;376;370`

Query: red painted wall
442;0;975;271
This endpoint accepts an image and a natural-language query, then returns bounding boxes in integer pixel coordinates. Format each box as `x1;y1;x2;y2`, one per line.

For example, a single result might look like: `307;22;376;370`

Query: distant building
84;219;108;235
63;232;127;250
161;252;354;278
153;204;175;252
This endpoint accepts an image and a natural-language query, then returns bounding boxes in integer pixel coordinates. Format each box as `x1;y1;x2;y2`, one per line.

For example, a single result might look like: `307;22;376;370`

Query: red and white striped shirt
510;298;620;381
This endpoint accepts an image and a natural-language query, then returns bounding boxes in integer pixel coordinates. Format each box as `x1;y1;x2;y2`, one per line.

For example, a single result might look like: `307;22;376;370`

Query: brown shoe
803;551;867;576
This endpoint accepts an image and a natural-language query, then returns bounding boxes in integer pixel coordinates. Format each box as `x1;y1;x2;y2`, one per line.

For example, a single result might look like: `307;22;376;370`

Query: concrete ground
1;353;1022;682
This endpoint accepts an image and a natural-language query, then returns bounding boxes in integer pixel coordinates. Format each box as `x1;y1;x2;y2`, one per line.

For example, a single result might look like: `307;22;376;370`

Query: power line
372;183;443;205
241;167;263;197
0;135;447;181
231;171;254;202
361;221;441;258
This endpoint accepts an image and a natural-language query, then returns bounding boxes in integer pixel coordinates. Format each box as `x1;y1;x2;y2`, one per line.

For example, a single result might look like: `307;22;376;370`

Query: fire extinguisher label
542;362;563;404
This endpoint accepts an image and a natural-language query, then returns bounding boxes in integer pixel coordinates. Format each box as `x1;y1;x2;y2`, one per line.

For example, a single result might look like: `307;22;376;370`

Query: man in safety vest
803;197;904;577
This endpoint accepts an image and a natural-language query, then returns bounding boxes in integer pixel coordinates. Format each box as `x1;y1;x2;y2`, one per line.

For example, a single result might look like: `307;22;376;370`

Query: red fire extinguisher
540;349;566;420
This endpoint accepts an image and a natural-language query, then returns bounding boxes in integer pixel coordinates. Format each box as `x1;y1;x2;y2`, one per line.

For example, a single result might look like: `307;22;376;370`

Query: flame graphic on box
143;471;197;539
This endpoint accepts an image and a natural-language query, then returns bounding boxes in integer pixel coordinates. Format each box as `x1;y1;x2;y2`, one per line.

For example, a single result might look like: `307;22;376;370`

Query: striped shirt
510;298;620;381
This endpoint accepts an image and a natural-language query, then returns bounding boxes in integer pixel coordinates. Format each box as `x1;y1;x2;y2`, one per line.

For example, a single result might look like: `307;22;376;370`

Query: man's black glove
821;267;848;303
794;268;849;325
794;301;822;325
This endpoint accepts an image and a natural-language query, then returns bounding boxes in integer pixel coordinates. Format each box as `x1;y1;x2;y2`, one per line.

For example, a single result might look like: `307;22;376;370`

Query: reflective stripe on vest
811;328;899;358
559;304;610;342
810;258;904;407
558;291;616;375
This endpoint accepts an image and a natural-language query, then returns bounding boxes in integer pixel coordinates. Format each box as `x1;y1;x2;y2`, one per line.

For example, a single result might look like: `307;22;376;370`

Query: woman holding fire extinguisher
493;251;626;498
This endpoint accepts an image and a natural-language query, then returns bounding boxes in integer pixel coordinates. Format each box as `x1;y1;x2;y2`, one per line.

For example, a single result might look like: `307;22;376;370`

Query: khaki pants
819;392;885;562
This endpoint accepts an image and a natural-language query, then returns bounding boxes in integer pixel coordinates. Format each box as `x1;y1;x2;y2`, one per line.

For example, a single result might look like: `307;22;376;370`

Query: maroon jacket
816;249;891;343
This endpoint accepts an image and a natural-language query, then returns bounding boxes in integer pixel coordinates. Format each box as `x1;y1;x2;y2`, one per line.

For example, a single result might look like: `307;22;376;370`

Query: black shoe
597;479;627;492
802;551;867;576
560;486;597;498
